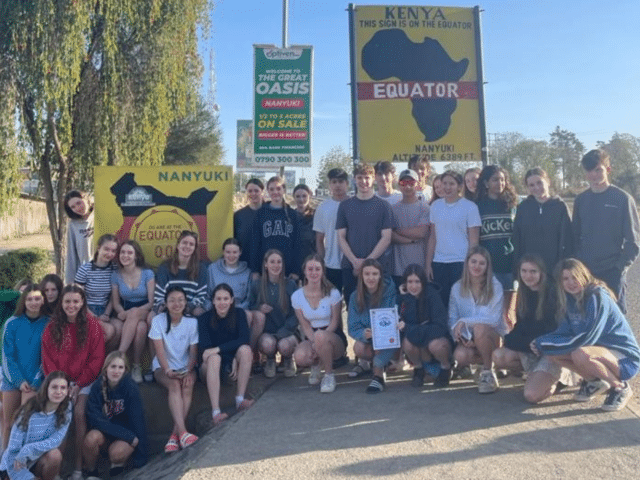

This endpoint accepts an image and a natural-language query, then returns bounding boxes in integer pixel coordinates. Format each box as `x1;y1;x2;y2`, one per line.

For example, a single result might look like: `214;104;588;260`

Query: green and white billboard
253;45;313;167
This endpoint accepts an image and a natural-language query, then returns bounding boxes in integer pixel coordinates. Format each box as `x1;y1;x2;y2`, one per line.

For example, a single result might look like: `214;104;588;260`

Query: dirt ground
0;232;54;255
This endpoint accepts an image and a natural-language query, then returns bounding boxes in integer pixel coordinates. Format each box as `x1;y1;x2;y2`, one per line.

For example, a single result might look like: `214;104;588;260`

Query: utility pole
279;0;289;179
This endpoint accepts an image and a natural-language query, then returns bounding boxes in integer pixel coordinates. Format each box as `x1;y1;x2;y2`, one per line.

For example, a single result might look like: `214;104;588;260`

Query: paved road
167;261;640;480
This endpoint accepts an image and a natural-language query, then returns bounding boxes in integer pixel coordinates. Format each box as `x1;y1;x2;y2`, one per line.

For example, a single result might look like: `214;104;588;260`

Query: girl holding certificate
292;254;346;394
449;246;507;394
347;259;397;394
397;265;452;389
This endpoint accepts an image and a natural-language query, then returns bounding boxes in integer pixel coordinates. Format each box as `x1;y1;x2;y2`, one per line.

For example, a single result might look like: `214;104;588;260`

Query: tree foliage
598;132;640;200
549;126;585;189
1;0;209;275
164;100;224;165
316;146;353;190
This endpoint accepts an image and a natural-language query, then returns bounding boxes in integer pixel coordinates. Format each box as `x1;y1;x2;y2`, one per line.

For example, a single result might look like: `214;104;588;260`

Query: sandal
348;363;371;378
366;375;385;394
164;433;180;453
212;412;228;426
179;432;199;449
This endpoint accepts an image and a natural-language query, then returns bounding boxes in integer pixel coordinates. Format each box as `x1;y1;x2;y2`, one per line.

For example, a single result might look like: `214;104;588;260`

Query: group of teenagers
1;147;639;479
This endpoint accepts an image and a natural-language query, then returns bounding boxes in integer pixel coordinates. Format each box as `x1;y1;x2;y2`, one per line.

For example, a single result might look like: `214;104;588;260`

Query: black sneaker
333;354;349;369
366;375;385;394
434;368;452;388
411;368;425;388
601;382;633;411
110;465;125;477
575;379;608;402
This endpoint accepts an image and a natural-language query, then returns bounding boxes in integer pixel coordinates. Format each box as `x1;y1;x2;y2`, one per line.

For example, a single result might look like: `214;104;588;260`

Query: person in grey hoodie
64;190;95;284
207;239;252;310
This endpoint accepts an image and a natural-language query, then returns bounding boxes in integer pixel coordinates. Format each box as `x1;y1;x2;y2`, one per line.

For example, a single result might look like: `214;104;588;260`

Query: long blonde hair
459;245;494;305
555;258;614;320
100;351;130;416
169;230;200;280
516;254;551;322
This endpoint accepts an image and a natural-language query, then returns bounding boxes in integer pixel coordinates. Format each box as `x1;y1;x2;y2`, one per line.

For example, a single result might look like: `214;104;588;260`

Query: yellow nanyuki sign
94;166;234;267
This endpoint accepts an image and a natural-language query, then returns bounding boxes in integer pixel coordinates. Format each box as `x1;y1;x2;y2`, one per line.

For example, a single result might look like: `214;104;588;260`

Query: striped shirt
75;261;117;308
154;261;211;313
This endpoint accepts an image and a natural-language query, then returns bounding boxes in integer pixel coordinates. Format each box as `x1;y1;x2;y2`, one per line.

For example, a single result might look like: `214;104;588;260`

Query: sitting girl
397;265;452;389
449;245;506;394
347;259;397;394
0;371;72;480
41;285;105;479
292;254;346;394
534;258;640;411
111;240;154;383
493;254;568;403
198;284;253;427
83;352;148;478
75;233;122;351
149;286;199;452
1;285;49;450
248;249;299;379
39;274;63;317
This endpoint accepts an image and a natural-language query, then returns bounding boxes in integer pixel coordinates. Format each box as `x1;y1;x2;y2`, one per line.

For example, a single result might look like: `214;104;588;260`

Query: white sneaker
320;373;336;393
264;358;277;378
131;364;143;384
478;369;499;394
308;365;322;385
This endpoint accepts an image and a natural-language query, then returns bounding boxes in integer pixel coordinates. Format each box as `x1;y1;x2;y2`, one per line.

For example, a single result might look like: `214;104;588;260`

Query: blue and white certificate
370;306;400;350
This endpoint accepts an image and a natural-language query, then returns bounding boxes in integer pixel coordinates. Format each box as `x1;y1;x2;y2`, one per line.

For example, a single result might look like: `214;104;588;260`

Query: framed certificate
370;306;400;350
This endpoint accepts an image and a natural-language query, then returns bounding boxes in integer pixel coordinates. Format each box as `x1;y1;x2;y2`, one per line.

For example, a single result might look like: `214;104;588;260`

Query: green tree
488;132;525;182
598;132;640;200
164;100;224;165
0;0;208;275
316;146;353;190
549;126;585;189
510;139;558;192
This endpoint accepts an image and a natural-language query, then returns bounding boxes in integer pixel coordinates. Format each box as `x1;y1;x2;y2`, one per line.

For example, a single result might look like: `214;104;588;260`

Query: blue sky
202;0;640;185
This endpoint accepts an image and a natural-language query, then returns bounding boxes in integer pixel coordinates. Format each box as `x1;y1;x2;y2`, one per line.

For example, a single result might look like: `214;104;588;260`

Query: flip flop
164;433;179;453
179;432;199;449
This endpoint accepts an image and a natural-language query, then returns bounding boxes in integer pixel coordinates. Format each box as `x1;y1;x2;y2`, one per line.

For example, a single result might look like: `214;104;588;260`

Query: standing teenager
513;167;573;275
0;371;72;480
572;149;640;313
293;184;317;261
64;190;94;284
234;178;265;265
426;170;481;306
249;176;301;278
40;285;105;479
476;165;518;327
463;167;481;202
83;352;148;478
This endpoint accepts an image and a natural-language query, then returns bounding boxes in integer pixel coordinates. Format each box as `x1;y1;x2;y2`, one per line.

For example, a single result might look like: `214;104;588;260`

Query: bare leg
523;371;559;404
33;448;63;480
492;347;522;371
154;370;187;435
83;429;106;471
74;394;89;471
250;311;266;351
313;330;344;374
235;345;253;398
293;341;316;368
472;324;501;370
202;354;222;412
132;319;148;365
180;371;196;427
108;439;135;465
550;346;623;389
2;390;20;450
428;338;452;369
